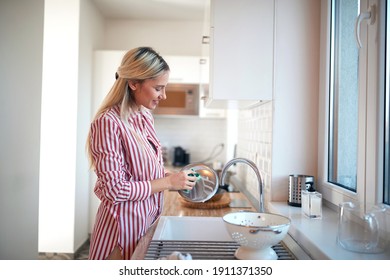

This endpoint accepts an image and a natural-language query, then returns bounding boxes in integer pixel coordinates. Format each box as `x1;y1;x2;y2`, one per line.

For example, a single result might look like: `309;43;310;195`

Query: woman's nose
160;90;167;100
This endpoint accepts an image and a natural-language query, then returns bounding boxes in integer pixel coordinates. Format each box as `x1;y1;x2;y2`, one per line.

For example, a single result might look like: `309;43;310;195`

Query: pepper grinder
301;182;322;219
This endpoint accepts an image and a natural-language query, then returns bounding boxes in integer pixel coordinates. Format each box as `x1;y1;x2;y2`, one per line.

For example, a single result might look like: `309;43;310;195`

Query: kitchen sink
148;216;296;260
152;216;231;241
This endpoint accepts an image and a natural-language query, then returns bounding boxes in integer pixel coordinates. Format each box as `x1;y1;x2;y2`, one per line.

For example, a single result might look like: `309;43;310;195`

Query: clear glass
337;202;388;253
328;0;359;191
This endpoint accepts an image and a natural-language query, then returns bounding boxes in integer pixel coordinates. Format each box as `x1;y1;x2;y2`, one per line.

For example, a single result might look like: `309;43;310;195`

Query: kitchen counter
131;190;255;259
269;202;390;260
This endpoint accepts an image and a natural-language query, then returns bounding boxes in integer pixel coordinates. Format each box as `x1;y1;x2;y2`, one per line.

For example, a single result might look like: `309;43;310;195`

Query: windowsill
268;202;390;260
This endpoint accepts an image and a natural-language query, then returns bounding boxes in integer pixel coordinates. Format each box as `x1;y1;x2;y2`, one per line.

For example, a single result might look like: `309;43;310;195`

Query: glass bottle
301;185;322;219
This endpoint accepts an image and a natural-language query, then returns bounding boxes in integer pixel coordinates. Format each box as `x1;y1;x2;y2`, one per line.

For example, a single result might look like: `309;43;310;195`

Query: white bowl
223;212;291;260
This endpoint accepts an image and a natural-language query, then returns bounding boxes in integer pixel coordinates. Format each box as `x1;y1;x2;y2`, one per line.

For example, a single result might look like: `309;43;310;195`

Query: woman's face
129;71;170;110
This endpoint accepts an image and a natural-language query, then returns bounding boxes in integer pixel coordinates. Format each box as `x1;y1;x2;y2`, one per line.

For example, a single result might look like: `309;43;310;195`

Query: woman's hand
166;170;197;191
150;170;197;194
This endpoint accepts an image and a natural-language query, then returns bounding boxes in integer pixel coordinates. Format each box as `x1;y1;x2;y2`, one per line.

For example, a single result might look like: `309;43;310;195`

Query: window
328;0;359;191
318;0;388;210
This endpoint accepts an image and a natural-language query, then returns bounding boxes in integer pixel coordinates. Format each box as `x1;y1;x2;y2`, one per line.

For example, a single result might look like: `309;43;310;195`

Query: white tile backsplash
236;101;273;210
153;101;273;211
154;116;227;165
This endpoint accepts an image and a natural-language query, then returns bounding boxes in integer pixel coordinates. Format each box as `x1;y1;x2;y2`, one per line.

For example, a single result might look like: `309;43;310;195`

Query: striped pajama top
88;105;165;260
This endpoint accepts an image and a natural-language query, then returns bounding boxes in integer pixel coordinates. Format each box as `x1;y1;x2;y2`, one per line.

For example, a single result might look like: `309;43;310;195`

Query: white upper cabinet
163;55;202;84
94;52;202;92
93;51;225;118
201;0;211;59
206;0;274;108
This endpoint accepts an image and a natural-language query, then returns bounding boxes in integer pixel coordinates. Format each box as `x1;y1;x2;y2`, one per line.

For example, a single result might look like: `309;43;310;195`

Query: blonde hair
86;47;170;168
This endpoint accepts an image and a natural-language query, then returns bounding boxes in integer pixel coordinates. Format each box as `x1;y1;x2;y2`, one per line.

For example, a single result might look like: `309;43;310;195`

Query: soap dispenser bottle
301;183;322;219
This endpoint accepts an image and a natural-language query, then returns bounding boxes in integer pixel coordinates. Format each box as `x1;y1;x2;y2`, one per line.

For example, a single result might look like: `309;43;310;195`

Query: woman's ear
128;80;138;91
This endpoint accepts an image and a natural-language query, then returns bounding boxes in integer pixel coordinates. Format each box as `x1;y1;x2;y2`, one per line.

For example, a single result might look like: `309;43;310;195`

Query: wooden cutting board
179;194;231;209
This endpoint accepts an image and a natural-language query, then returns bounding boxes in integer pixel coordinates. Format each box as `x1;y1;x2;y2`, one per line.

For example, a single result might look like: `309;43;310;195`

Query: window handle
355;4;376;49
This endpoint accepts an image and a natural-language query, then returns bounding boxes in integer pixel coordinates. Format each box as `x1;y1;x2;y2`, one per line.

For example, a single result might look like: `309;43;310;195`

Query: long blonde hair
86;47;170;168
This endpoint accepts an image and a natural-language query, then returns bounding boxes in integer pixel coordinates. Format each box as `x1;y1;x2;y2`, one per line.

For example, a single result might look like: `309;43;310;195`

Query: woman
86;47;196;260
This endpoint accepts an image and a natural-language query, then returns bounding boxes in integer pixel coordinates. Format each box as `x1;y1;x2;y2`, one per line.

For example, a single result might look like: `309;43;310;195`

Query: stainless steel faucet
220;158;265;212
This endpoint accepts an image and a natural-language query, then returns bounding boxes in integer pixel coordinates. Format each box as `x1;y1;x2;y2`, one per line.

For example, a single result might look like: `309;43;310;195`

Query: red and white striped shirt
88;105;164;260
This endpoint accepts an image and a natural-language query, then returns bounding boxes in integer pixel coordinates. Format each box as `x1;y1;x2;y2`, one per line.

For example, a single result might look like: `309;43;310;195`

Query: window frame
318;0;386;211
381;0;388;204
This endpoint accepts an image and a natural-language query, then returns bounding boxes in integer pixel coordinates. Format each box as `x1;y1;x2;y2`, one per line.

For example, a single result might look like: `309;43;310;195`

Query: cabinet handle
354;4;376;48
199;58;207;65
202;36;210;44
200;96;208;100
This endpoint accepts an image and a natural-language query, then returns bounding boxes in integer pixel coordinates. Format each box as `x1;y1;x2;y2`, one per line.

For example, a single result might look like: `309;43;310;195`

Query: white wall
154;117;227;165
39;0;81;253
39;0;105;254
75;0;105;252
271;0;320;201
0;0;44;259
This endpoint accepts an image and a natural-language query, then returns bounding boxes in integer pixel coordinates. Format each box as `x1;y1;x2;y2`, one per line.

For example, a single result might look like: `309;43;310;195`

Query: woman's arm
90;116;153;204
90;115;196;203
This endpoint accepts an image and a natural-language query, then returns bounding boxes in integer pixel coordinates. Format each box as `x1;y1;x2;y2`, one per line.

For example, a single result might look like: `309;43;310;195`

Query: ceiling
91;0;208;21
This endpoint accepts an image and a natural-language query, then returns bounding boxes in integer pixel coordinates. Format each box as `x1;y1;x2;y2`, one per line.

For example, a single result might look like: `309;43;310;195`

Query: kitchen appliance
173;146;190;166
153;83;199;116
288;174;314;207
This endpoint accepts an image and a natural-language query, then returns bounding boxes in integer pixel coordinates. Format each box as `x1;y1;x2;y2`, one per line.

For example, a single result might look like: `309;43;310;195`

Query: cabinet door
209;0;274;104
93;51;225;119
163;56;202;84
201;0;211;58
94;52;202;98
